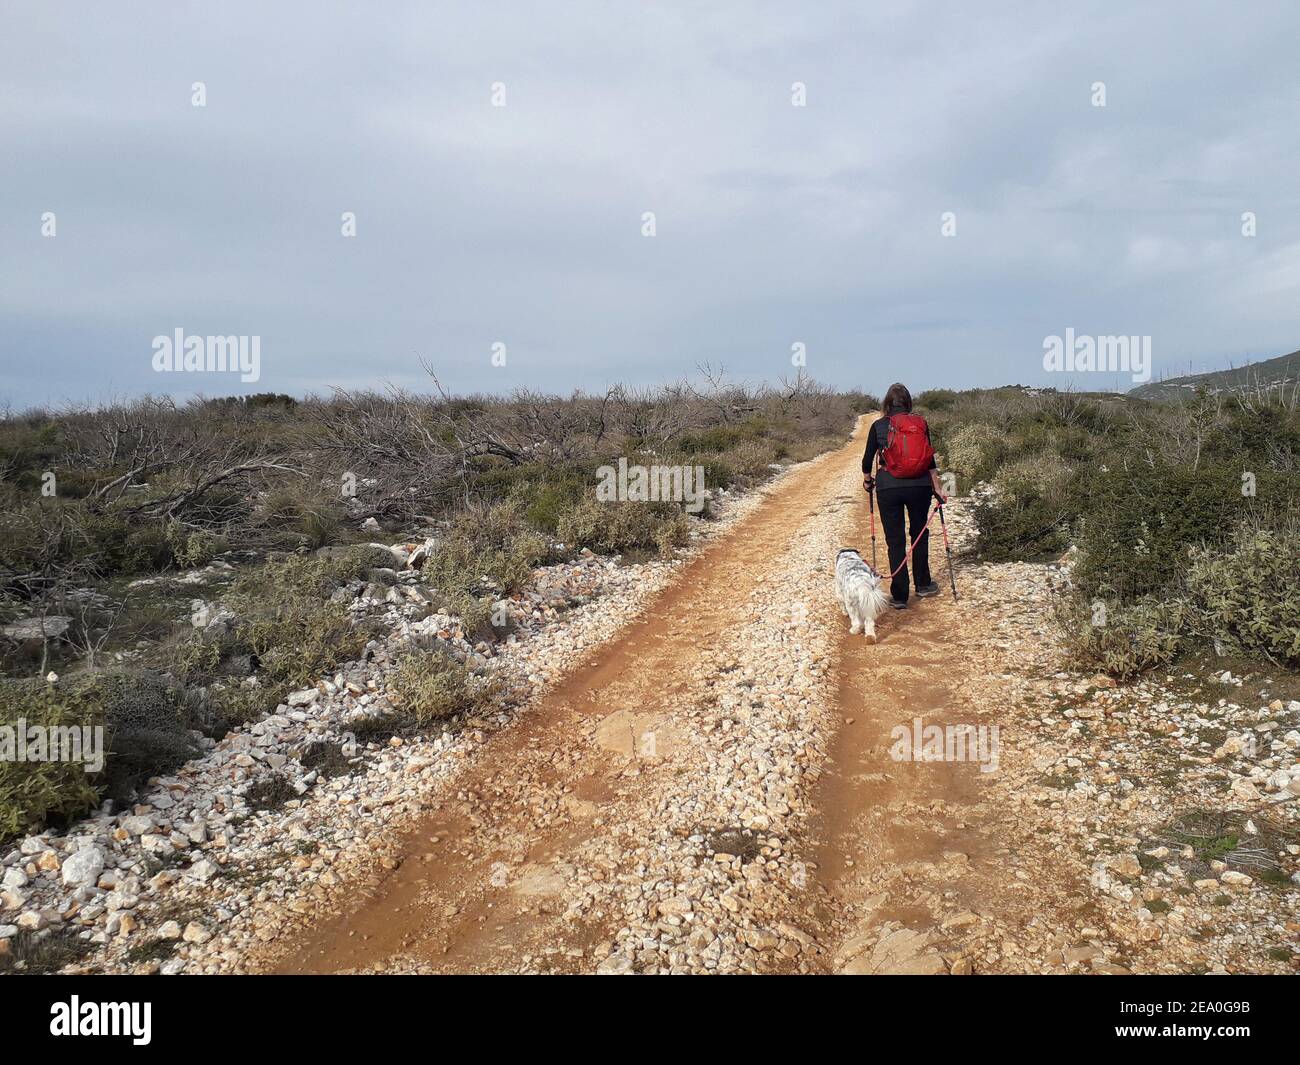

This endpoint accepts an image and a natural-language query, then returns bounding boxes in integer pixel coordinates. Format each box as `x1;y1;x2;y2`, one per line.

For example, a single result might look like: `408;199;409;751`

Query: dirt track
261;417;1057;974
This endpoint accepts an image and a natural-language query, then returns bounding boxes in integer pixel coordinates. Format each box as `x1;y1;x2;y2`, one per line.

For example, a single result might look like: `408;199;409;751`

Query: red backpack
879;413;934;478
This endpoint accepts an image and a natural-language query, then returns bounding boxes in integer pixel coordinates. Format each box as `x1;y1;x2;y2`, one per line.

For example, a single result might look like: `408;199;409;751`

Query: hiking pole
936;502;959;601
868;478;878;572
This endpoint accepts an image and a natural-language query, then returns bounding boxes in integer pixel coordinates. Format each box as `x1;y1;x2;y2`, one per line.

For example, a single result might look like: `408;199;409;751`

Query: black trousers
875;484;933;602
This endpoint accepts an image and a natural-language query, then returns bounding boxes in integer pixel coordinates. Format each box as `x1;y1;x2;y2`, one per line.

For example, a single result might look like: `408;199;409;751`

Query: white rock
60;846;105;887
596;952;635;975
182;921;212;944
120;815;156;836
186;859;220;883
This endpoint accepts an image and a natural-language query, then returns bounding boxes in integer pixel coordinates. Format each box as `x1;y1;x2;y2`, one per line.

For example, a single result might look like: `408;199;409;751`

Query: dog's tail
850;575;891;621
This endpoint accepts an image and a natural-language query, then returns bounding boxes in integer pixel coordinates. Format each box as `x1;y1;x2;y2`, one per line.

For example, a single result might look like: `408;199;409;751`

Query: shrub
944;422;1006;485
91;671;200;800
973;455;1081;563
0;679;103;842
0;501;174;579
1070;465;1296;602
442;591;496;641
198;685;270;735
165;523;224;568
693;453;739;490
388;649;495;729
556;498;689;556
167;549;379;729
423;501;548;595
1185;524;1300;664
784;435;841;463
0;670;199;842
297;738;354;777
1056;596;1186;680
243;773;296;812
973;494;1073;563
517;478;587;534
229;601;364;695
725;439;780;477
916;389;958;411
991;451;1073;507
250;484;346;549
0;925;93;974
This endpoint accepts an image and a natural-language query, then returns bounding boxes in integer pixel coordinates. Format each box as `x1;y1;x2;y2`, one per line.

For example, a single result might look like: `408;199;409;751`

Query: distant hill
1130;348;1299;402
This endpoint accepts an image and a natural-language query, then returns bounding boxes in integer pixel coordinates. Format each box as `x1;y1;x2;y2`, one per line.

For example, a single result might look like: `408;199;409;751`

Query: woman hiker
862;382;947;608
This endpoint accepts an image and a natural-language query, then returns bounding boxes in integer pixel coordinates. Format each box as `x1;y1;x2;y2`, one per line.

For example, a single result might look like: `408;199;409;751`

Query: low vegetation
923;381;1300;678
7;364;1291;840
0;372;872;841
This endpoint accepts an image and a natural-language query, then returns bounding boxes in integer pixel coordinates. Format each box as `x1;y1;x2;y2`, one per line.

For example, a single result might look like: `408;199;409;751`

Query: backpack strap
875;416;892;449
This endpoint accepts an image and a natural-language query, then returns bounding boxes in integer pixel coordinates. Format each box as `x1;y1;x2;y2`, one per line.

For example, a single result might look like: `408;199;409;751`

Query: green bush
916;389;959;411
243;773;296;811
973;495;1073;563
250;484;346;549
518;479;587;534
783;435;842;463
1186;525;1300;664
692;452;738;490
726;439;780;477
430;590;497;642
226;601;364;696
167;548;381;729
0;679;103;842
91;671;200;800
388;649;495;729
992;452;1073;506
0;670;200;842
165;523;225;568
973;454;1081;563
1056;597;1186;680
423;500;549;595
677;417;770;454
1071;465;1296;601
0;501;175;579
556;498;689;556
944;422;1006;485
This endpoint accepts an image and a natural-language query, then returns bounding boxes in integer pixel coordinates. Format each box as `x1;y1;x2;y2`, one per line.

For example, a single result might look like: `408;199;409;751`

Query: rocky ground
0;482;769;974
816;552;1299;976
2;420;1296;976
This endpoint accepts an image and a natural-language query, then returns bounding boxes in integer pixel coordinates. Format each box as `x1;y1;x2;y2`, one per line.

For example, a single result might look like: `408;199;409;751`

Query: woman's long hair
882;383;913;417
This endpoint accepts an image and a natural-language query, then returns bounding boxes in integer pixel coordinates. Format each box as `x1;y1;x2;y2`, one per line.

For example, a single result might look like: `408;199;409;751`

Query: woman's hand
863;474;874;493
929;470;947;503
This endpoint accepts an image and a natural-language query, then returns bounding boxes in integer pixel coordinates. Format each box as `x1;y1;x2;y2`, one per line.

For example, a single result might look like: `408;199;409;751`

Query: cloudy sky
2;1;1297;408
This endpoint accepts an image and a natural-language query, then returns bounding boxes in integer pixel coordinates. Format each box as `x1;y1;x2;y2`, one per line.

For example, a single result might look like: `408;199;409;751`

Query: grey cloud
2;1;1298;408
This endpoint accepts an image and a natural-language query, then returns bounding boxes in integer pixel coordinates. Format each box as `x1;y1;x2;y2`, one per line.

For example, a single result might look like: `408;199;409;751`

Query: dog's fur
835;549;891;641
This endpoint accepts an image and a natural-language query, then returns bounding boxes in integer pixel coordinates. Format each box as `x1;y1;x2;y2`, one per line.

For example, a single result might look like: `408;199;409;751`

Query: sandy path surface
259;417;1068;975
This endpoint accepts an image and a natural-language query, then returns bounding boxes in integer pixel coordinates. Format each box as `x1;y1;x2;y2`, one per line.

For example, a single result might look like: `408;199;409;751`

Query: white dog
835;549;891;641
